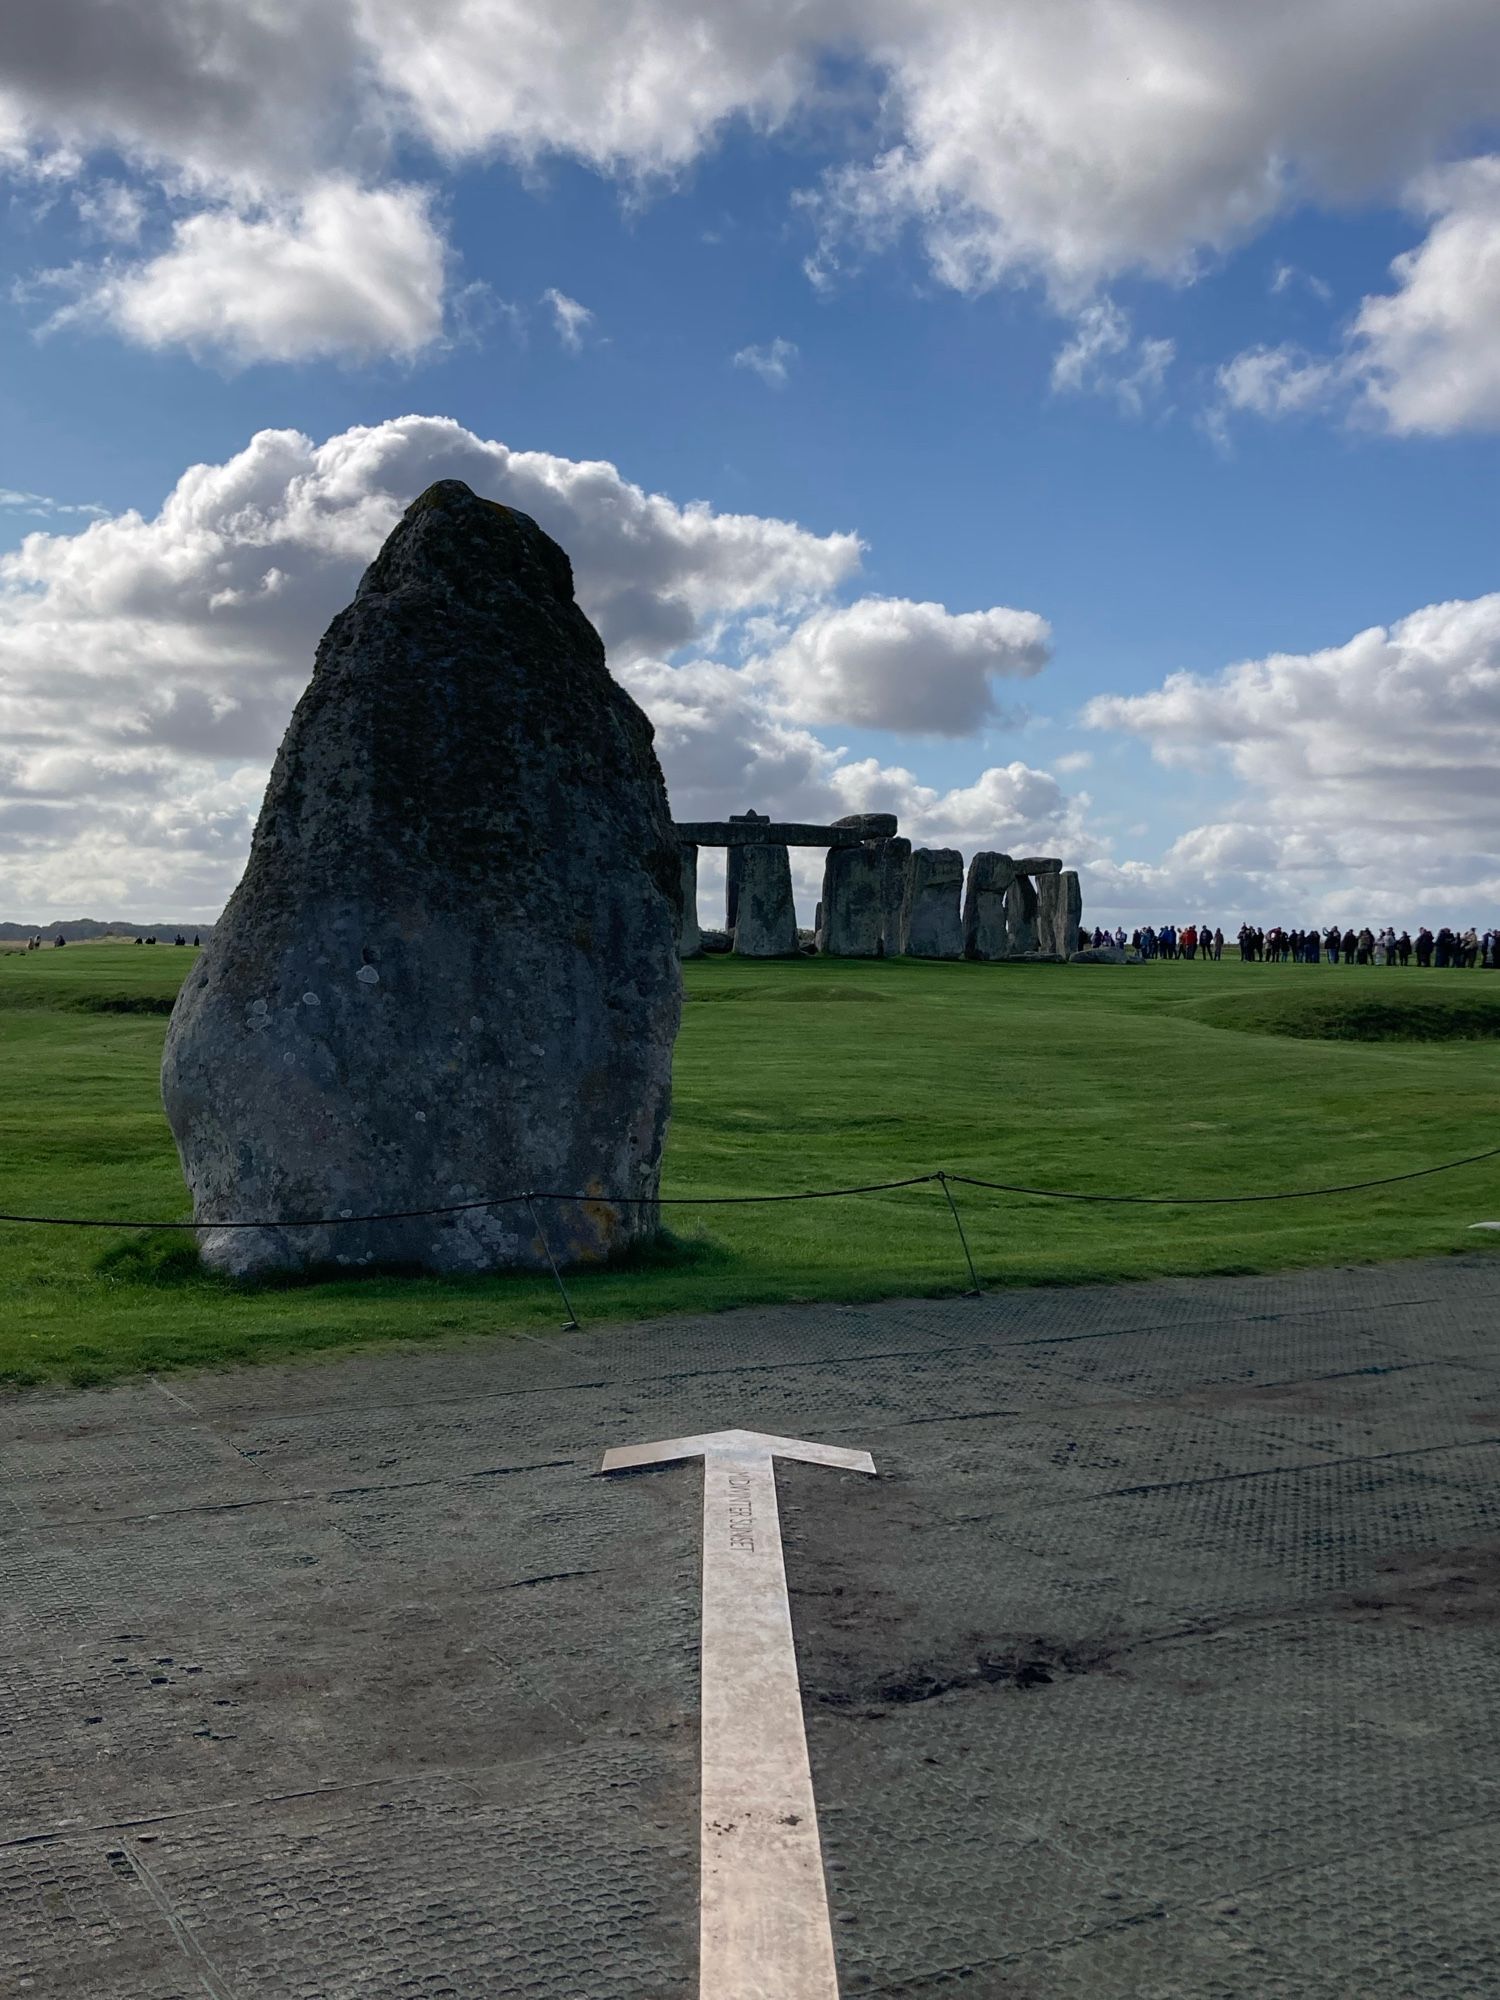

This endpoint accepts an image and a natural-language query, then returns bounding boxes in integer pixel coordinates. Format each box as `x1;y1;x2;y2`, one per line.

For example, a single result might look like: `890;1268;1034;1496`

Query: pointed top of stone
356;478;579;619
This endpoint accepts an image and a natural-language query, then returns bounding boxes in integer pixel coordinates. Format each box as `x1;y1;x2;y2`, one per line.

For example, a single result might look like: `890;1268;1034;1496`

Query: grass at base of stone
2;942;1498;1387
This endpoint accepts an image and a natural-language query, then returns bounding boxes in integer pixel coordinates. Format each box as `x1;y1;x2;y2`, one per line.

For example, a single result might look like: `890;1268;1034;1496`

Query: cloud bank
4;412;1495;929
1084;594;1500;922
0;415;1061;918
4;1;1500;383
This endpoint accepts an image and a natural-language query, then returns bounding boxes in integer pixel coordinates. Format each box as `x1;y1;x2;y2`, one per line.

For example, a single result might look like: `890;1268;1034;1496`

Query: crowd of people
1111;923;1500;967
15;932;200;949
1127;924;1222;960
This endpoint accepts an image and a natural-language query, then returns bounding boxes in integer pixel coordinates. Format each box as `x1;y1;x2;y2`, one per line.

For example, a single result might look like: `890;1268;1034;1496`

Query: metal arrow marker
601;1427;877;2000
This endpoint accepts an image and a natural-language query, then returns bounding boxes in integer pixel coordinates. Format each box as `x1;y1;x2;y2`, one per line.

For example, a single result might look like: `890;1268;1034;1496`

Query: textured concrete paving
3;1254;1498;1998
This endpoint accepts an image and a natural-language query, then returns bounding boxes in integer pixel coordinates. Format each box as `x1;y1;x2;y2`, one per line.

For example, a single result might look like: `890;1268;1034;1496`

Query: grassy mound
2;942;1496;1386
1188;983;1500;1043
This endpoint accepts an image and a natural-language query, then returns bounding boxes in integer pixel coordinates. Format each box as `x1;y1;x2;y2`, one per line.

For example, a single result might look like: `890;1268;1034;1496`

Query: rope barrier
948;1142;1500;1205
0;1143;1495;1233
0;1173;941;1231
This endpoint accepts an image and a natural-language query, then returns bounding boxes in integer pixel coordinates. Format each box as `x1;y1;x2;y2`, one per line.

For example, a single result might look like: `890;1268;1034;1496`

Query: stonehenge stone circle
962;852;1018;960
733;842;800;956
162;480;682;1280
906;848;965;958
673;813;1086;966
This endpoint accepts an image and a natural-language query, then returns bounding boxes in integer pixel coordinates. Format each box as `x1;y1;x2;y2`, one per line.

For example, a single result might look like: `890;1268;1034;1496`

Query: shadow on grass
76;994;176;1016
1189;986;1500;1043
94;1223;730;1293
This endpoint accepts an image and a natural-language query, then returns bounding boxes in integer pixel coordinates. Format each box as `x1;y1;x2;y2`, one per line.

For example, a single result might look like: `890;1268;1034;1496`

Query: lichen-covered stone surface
1059;868;1084;956
161;480;682;1279
879;836;912;955
819;842;885;957
732;843;799;956
906;848;965;959
723;809;769;928
1035;870;1063;956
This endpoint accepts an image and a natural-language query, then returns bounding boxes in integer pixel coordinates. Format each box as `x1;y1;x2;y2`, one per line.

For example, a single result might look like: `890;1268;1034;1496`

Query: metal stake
938;1171;983;1297
524;1194;581;1330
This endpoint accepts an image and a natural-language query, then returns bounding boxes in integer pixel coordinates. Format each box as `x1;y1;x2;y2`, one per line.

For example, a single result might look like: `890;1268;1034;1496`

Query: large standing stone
733;843;799;955
820;841;884;956
161;481;682;1280
1004;874;1039;955
906;848;965;958
677;845;702;960
880;836;912;955
1035;869;1063;957
1059;869;1083;956
724;809;769;929
962;852;1016;960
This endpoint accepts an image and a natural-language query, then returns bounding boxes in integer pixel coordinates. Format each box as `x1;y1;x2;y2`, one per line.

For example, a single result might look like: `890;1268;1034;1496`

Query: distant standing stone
161;480;683;1279
820;841;884;957
880;836;912;956
962;852;1017;960
724;809;770;930
677;845;702;960
1059;869;1083;956
1004;874;1039;955
1035;870;1063;956
733;843;800;956
906;849;964;959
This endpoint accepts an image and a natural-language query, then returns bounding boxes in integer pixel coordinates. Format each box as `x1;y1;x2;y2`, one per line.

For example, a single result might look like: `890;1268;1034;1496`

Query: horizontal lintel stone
674;819;894;848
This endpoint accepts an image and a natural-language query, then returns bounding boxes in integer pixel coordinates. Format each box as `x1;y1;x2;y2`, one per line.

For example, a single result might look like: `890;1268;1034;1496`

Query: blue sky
2;2;1499;925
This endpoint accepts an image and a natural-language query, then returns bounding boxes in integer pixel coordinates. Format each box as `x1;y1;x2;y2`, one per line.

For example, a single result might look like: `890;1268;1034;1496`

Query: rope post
524;1194;581;1331
937;1172;983;1298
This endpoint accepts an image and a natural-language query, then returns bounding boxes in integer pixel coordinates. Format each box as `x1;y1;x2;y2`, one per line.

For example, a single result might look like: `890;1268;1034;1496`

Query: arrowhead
600;1427;876;1476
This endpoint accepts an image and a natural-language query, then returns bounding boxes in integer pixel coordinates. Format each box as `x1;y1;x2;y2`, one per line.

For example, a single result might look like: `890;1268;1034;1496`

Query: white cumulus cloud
53;179;447;365
1213;155;1500;439
1083;591;1500;923
0;416;1072;918
6;2;1500;360
758;595;1051;736
1352;156;1500;435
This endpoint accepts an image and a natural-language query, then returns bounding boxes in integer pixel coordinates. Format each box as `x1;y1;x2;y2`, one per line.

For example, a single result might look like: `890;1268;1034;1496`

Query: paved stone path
3;1254;1498;1997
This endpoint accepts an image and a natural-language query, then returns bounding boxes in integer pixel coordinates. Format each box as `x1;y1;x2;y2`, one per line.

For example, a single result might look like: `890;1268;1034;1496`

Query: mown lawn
2;940;1497;1386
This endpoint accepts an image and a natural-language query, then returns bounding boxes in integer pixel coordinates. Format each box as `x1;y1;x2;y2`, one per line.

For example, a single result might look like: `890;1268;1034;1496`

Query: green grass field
2;939;1497;1386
